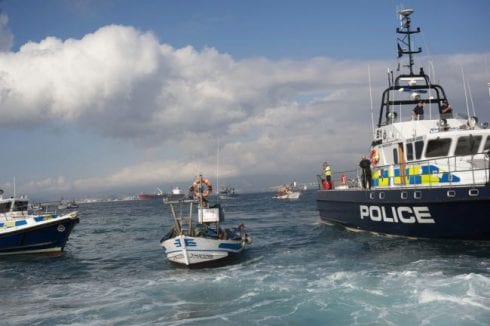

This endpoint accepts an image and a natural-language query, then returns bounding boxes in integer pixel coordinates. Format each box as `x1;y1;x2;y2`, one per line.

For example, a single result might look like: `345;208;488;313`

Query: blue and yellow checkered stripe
372;165;460;187
0;215;57;230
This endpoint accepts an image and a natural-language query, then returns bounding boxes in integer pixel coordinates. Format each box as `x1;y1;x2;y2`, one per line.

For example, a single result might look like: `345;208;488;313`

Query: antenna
216;139;220;202
396;8;421;75
461;67;471;119
485;56;490;100
368;65;375;136
467;80;476;117
429;60;436;84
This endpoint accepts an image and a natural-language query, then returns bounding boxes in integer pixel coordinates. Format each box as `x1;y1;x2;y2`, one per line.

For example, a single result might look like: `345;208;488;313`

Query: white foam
419;289;490;311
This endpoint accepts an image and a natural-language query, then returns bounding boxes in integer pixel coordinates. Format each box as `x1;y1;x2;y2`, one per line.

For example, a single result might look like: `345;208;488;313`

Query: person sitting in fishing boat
439;99;453;119
412;100;425;120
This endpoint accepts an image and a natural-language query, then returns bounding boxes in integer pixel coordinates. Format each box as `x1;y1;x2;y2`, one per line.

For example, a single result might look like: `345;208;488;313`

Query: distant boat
66;200;79;209
138;193;165;200
273;182;302;200
0;190;79;255
219;186;239;199
160;175;251;266
138;187;165;200
57;202;67;210
165;186;186;201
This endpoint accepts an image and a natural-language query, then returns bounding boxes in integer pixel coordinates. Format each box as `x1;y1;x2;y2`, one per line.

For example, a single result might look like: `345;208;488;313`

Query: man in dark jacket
359;157;372;189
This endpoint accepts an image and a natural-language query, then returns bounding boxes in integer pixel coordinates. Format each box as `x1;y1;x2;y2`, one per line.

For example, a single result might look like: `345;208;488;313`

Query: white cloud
71;159;237;192
24;176;71;194
0;24;488;197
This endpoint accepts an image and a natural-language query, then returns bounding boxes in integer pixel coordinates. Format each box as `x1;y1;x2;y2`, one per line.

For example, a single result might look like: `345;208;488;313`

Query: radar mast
396;9;421;76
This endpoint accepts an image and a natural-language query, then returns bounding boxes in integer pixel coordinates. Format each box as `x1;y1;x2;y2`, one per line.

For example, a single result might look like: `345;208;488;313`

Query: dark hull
0;217;79;255
138;194;165;200
317;186;490;240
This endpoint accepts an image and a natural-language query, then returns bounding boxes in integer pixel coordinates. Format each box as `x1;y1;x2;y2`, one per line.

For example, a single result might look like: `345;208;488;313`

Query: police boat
0;190;79;255
316;9;490;240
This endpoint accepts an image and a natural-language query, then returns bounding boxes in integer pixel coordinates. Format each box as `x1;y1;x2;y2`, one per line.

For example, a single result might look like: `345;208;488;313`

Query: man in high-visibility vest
322;162;332;189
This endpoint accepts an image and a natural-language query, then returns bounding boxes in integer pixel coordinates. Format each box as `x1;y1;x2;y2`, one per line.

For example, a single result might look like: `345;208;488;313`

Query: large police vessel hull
317;186;490;240
316;9;490;240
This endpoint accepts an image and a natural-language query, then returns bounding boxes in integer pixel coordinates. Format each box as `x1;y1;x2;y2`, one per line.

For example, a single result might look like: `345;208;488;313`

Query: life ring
370;149;379;166
191;176;213;199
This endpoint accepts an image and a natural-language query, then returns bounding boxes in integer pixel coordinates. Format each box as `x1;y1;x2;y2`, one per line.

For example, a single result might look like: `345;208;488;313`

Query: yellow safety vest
323;166;331;177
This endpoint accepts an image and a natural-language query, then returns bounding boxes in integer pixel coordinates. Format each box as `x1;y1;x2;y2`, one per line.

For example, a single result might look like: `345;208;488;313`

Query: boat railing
371;152;489;189
316;170;359;190
33;204;62;216
317;151;490;190
164;198;198;235
381;106;468;126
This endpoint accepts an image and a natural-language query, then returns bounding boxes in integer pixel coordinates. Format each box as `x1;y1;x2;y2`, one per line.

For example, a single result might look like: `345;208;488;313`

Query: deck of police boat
316;9;490;240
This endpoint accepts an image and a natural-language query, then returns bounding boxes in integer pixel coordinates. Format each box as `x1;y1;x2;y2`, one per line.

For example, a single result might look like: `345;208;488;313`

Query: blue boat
317;9;490;240
0;191;79;255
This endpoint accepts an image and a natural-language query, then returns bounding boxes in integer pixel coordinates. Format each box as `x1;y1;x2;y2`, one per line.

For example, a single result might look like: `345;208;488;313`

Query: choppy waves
1;192;489;325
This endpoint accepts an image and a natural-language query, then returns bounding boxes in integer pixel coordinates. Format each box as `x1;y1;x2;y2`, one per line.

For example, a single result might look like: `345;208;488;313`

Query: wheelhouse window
425;138;451;158
406;143;414;161
455;135;482;156
415;141;424;159
13;201;29;212
393;148;399;164
0;202;12;214
407;141;424;161
483;136;490;153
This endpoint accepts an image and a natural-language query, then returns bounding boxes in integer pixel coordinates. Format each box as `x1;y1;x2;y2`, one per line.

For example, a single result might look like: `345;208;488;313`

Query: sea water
1;191;489;325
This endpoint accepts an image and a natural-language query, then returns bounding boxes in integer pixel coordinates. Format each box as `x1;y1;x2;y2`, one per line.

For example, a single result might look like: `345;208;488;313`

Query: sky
0;0;489;200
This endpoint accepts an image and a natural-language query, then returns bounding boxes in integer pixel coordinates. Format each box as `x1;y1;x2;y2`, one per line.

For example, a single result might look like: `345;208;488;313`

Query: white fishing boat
273;182;301;200
160;175;251;266
0;190;79;255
